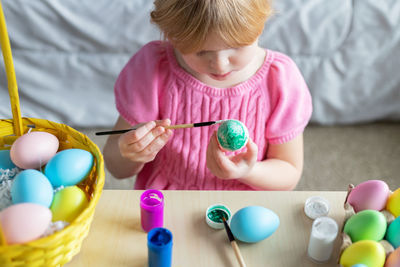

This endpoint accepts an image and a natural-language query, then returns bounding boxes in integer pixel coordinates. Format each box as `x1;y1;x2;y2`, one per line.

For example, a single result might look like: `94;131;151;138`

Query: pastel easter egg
351;265;368;267
11;169;53;207
347;180;390;212
0;203;52;245
44;149;94;187
386;216;400;248
0;225;6;245
0;150;16;170
385;247;400;267
339;240;386;267
10;131;59;169
230;206;279;243
50;186;88;222
386;188;400;217
217;120;249;151
343;210;386;242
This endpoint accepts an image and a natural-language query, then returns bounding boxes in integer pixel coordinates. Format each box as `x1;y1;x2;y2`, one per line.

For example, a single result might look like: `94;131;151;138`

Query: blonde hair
151;0;273;54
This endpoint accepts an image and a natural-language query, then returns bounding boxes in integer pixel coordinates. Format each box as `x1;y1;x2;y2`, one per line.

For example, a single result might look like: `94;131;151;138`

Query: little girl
103;0;312;190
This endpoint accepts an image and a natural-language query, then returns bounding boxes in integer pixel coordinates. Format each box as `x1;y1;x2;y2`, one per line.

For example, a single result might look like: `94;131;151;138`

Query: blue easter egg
0;150;16;170
44;149;94;187
11;169;53;207
386;216;400;249
351;264;368;267
230;206;279;243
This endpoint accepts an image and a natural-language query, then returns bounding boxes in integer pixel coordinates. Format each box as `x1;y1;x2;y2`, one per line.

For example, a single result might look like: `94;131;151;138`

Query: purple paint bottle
140;189;164;232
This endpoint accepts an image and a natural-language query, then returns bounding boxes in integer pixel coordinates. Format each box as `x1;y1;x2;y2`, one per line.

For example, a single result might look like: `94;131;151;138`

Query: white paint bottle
307;216;338;262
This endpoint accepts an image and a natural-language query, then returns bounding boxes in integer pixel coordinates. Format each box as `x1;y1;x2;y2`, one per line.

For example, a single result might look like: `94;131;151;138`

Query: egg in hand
217;120;249;152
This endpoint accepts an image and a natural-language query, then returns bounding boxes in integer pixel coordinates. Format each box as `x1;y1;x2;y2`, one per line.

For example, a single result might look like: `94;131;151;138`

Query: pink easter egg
347;180;390;212
0;203;52;245
10;131;59;169
385;247;400;267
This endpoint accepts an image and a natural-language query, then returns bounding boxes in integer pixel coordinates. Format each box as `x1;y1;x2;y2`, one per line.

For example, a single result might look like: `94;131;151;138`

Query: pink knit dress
115;41;312;190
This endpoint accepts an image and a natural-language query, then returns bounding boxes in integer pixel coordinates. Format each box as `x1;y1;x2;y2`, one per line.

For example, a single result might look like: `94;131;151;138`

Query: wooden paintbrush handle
164;123;194;129
231;241;246;267
165;120;224;129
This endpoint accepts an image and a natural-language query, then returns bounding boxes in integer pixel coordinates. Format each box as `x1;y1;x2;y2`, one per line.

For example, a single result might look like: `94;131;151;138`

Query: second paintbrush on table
222;216;247;267
95;120;226;136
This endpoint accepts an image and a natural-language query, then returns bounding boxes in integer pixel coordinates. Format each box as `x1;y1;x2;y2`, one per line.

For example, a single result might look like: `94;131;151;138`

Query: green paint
207;206;230;223
217;120;248;151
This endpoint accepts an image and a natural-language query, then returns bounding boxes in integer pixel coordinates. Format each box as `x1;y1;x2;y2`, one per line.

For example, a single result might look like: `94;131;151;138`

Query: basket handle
0;0;23;136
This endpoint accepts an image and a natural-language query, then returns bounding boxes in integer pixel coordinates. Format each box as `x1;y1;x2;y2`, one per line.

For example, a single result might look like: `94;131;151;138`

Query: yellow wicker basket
0;1;105;266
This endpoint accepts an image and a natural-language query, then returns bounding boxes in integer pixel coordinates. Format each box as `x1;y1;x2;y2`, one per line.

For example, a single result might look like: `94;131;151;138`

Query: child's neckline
165;42;273;96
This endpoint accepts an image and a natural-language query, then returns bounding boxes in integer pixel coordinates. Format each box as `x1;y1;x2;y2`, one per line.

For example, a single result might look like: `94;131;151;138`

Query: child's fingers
141;129;173;156
242;138;258;163
120;121;156;145
122;129;172;163
206;136;227;176
155;118;171;127
129;125;166;152
211;134;235;171
124;119;170;148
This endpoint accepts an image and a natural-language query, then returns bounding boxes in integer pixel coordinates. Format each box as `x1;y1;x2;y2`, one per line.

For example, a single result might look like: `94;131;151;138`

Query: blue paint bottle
147;227;173;267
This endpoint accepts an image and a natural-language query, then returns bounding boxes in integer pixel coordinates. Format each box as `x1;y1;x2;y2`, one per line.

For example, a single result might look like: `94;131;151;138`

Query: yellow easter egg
50;186;88;222
339;240;385;267
0;225;6;245
387;188;400;217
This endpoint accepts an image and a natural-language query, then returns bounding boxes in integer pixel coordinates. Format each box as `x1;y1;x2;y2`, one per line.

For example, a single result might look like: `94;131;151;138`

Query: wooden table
67;190;346;267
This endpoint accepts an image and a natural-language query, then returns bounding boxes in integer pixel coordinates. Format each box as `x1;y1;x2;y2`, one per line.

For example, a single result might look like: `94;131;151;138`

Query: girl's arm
239;134;304;190
103;116;172;179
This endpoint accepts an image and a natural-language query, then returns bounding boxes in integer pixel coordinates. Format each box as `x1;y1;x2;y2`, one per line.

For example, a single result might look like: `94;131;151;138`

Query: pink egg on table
347;180;390;212
10;131;59;169
385;247;400;267
0;203;52;245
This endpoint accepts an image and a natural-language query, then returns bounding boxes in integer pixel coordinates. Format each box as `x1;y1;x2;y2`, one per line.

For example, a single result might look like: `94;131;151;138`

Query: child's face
175;32;264;87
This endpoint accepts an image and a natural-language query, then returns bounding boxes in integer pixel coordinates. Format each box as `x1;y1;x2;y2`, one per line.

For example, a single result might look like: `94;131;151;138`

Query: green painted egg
339;240;385;267
217;120;249;151
386;216;400;248
343;210;386;242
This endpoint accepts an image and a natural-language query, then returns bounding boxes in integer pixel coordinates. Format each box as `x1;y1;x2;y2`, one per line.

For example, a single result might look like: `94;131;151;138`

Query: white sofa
1;0;400;127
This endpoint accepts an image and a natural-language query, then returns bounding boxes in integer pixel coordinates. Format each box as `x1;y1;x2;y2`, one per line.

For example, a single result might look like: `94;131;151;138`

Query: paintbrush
222;216;247;267
95;120;226;136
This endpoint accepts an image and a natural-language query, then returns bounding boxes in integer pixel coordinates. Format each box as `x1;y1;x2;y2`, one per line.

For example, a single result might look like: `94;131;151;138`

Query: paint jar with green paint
205;204;232;229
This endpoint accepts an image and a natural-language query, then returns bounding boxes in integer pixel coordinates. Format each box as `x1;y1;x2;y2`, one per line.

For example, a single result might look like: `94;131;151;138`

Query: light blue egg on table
386;216;400;249
351;264;368;267
44;148;94;188
11;169;53;207
230;206;279;243
0;150;16;170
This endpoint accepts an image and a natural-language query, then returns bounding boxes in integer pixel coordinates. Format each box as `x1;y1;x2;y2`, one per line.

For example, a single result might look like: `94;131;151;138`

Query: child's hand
118;119;173;163
206;131;258;179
